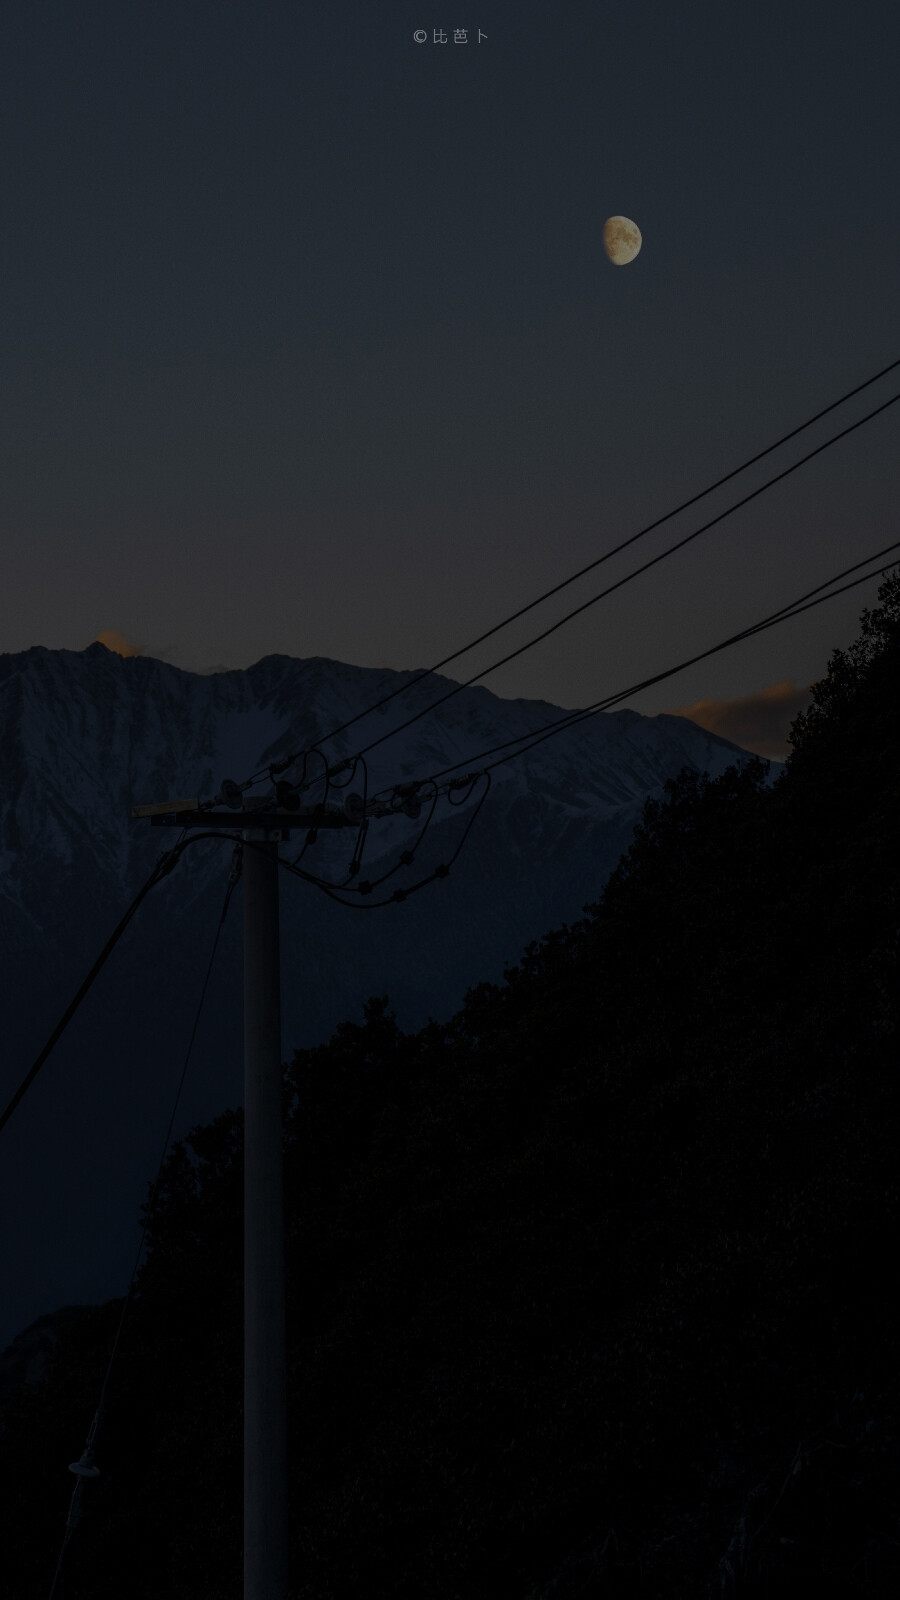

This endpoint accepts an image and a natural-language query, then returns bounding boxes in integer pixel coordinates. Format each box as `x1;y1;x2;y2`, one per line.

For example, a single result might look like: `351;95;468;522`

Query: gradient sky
1;0;898;753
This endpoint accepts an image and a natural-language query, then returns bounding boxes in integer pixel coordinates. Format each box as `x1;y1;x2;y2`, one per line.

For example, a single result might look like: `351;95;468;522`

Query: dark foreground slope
2;576;898;1598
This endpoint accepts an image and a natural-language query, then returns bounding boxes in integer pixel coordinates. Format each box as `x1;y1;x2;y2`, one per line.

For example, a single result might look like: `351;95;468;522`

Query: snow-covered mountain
0;643;770;1355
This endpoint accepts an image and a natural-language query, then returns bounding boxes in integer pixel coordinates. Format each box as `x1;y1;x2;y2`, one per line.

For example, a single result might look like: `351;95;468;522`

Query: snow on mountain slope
0;642;757;908
0;643;774;1354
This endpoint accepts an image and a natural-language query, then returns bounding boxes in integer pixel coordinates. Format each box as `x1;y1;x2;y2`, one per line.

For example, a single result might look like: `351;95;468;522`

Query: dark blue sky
1;0;898;734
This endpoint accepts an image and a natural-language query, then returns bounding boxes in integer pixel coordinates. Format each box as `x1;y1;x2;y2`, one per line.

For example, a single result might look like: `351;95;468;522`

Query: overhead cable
242;354;900;789
409;547;900;786
345;387;900;763
0;841;187;1137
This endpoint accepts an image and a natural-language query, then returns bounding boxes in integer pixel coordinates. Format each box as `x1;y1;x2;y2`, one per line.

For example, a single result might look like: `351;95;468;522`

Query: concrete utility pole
242;818;288;1599
134;783;369;1600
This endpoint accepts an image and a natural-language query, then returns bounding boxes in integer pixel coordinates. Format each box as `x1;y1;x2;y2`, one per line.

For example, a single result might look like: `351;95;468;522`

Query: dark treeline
2;576;899;1598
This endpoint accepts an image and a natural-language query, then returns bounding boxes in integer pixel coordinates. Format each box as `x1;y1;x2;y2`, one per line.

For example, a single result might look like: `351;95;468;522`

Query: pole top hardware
217;776;253;809
389;782;423;819
343;792;366;824
131;797;200;818
69;1448;100;1478
275;781;301;811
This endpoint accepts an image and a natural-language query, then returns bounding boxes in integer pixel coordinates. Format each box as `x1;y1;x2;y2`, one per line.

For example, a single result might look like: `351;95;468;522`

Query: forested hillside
2;575;898;1598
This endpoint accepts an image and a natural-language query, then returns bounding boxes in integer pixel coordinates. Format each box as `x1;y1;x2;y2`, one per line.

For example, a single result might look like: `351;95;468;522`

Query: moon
603;216;642;266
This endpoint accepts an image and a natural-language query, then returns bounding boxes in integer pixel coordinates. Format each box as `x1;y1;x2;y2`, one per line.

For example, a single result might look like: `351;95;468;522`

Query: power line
240;354;900;791
2;830;243;1138
341;387;900;764
279;556;895;893
410;547;900;786
326;553;897;906
0;842;187;1137
47;845;242;1599
267;544;900;904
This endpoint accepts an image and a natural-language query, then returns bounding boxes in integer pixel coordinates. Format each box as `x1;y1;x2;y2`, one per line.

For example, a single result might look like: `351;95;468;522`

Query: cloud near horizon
91;630;142;658
665;679;813;760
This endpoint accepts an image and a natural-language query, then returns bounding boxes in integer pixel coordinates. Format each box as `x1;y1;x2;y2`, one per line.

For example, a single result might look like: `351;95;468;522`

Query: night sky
2;1;898;754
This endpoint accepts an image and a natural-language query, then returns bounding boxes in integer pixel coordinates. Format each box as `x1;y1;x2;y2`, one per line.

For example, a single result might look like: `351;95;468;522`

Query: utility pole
242;813;288;1600
133;781;369;1599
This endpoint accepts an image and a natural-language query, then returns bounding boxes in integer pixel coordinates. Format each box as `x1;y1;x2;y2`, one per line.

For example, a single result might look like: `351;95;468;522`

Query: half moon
603;216;642;266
